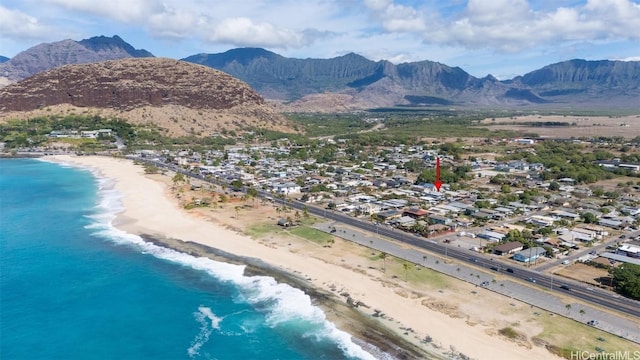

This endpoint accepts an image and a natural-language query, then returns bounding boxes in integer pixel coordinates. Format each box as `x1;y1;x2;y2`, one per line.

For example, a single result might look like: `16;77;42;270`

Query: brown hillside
0;58;292;136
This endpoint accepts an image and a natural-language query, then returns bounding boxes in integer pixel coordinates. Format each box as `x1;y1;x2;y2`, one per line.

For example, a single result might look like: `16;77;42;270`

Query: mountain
0;56;8;63
515;59;640;100
0;58;290;136
183;49;382;100
2;35;638;111
0;35;153;83
184;49;640;111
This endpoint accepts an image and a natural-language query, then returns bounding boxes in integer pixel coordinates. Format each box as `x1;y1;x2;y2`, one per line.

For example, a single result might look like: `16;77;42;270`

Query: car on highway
469;257;478;263
560;285;571;291
506;268;514;273
526;277;536;283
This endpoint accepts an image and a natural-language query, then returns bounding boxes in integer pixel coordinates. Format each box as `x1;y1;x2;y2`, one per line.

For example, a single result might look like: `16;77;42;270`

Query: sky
1;0;639;79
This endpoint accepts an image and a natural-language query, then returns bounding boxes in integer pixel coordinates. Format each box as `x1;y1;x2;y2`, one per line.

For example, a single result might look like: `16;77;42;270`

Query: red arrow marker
434;157;443;191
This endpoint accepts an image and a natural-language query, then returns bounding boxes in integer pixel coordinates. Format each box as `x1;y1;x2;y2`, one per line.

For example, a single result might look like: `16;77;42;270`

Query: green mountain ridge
1;35;638;111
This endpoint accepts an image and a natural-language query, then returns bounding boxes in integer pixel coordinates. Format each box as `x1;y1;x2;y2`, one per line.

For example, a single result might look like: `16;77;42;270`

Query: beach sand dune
48;155;563;360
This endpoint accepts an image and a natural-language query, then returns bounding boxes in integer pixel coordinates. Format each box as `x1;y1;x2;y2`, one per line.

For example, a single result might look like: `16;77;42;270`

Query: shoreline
43;155;434;359
41;155;566;360
140;234;433;359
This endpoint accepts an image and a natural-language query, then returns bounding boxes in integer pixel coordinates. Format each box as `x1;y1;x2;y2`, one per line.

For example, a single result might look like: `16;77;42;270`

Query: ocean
0;159;378;360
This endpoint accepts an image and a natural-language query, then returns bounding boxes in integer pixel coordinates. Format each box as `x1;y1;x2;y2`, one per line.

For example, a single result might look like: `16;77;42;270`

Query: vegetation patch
533;312;636;358
498;326;522;339
288;226;333;244
385;257;450;289
245;223;282;239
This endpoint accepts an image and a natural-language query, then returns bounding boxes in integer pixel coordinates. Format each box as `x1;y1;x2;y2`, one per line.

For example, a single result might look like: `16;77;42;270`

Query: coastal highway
129;156;640;320
291;199;640;319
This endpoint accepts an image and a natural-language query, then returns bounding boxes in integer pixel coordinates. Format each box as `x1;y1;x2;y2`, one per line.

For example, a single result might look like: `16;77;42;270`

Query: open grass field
480;114;640;139
556;263;610;287
532;311;638;357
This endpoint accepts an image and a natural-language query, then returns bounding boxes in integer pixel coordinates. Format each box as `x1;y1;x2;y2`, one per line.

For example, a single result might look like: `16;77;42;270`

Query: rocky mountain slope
0;58;290;136
2;36;638;111
184;48;640;111
0;35;153;83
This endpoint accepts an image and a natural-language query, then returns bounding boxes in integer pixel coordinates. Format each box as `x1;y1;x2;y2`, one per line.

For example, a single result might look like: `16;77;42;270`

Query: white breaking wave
188;307;218;358
198;306;222;330
84;170;378;360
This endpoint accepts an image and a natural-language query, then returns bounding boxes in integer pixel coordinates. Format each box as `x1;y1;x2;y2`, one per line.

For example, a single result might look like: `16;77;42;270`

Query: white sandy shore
47;155;561;360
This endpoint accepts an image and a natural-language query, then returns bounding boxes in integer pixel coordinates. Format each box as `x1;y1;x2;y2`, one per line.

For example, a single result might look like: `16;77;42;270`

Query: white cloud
147;8;209;39
614;56;640;62
2;0;639;76
208;17;306;48
0;5;58;39
45;0;163;23
364;0;640;53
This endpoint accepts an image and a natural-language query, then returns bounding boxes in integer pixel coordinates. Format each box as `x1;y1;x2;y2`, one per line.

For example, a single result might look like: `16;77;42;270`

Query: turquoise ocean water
0;159;379;360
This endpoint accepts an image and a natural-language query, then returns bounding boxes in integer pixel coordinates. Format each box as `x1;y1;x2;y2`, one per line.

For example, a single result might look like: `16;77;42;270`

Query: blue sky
1;0;639;79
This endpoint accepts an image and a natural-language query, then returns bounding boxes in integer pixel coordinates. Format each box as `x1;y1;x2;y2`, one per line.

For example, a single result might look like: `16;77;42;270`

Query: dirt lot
480;114;640;139
555;263;610;287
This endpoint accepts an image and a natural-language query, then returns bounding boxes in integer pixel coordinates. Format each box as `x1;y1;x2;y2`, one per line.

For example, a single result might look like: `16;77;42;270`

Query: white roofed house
513;247;547;263
273;182;301;195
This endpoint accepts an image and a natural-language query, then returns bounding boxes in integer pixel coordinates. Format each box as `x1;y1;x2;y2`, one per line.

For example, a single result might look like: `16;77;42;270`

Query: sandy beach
46;155;564;360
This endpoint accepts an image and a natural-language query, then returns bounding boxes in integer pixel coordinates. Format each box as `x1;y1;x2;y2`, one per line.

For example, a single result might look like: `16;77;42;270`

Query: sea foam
85;171;378;360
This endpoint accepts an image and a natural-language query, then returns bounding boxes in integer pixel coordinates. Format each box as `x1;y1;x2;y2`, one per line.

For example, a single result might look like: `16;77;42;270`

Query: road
129;156;640;321
294;199;640;320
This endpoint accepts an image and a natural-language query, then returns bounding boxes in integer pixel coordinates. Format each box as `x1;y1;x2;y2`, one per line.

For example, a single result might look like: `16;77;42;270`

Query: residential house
512;247;547;263
493;241;524;256
478;230;506;242
528;215;556;227
273;182;301;195
617;244;640;258
550;209;580;221
376;210;402;223
428;214;452;226
392;216;417;229
598;218;625;229
403;208;429;219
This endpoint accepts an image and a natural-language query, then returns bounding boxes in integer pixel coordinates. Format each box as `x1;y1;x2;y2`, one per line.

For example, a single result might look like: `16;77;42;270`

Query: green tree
380;252;387;273
230;179;244;191
247;187;259;205
403;262;410;282
612;264;640;300
581;212;597;224
172;173;185;187
548;181;560;191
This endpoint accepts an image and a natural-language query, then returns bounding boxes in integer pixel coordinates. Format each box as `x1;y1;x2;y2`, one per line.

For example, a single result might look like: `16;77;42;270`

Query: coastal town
3;114;640;358
5;122;640;286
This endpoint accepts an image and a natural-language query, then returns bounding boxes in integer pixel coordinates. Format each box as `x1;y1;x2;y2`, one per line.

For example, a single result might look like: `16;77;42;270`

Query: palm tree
172;172;185;189
565;304;572;314
380;252;387;272
234;206;241;219
579;309;585;318
403;262;410;282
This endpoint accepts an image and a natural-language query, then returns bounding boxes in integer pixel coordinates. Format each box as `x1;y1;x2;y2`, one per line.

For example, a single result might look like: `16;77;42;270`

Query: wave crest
86;170;378;360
